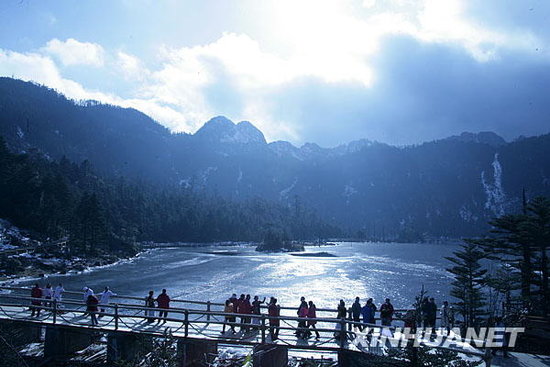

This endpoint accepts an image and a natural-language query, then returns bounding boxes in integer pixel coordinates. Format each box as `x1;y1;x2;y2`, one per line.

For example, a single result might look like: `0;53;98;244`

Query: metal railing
0;286;437;323
0;287;491;365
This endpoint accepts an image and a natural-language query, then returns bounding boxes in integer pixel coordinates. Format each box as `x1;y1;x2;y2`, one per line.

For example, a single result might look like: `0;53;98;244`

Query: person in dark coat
335;300;347;341
421;297;430;327
366;298;377;324
30;284;42;317
380;298;394;326
426;297;437;333
351;297;362;330
156;289;171;323
251;295;265;329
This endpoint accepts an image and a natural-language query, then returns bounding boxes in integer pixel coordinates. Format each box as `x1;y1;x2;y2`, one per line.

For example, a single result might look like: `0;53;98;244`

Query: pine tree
523;197;550;315
471;213;534;310
445;242;487;328
71;193;108;255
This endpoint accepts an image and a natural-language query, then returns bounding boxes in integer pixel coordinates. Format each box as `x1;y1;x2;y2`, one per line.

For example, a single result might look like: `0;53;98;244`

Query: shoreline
0;249;151;285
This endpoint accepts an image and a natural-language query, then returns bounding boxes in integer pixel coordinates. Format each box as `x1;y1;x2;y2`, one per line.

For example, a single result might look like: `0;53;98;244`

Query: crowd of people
28;285;452;341
29;283;65;317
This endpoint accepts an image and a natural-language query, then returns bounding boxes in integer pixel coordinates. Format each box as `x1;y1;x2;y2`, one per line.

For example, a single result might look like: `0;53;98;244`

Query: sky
0;0;549;147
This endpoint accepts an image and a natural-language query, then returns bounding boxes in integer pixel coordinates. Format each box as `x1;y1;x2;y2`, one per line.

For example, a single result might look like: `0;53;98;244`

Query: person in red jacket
30;284;42;317
268;297;280;340
156;289;171;324
307;300;320;339
86;294;99;325
240;294;252;332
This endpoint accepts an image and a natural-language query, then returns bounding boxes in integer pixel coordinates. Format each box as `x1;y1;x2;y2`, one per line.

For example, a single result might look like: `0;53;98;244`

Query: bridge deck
0;287;485;359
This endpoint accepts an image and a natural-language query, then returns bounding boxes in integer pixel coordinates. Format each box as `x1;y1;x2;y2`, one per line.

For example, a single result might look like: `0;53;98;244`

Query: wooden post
52;299;57;324
184;310;189;337
484;347;492;367
339;318;346;349
261;315;266;344
207;301;211;322
114;304;119;330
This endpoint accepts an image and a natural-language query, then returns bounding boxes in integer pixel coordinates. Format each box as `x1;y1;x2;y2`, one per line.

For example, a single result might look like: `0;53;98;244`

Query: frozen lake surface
20;242;458;310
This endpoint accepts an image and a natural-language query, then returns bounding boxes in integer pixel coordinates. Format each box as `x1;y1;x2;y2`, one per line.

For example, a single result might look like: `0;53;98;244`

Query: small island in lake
290;252;337;257
255;230;305;252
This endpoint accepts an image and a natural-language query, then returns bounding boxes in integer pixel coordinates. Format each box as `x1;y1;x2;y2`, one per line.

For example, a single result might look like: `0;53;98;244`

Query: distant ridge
1;77;549;239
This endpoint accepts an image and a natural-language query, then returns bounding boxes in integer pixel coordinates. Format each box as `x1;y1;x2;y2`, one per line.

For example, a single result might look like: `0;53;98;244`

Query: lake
19;242;458;310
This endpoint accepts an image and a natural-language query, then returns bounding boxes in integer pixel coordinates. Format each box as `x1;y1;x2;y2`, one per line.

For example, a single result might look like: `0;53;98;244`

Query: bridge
0;286;490;366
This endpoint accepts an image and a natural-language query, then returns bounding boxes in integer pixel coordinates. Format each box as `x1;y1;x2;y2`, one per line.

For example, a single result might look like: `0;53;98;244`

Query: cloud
2;0;550;146
42;38;105;67
116;51;150;81
0;47;187;132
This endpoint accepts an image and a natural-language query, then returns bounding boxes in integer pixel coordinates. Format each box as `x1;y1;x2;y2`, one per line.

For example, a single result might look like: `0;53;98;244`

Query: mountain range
1;77;549;240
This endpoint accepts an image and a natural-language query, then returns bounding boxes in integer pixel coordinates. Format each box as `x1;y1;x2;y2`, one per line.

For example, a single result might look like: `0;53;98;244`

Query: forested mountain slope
1;77;549;239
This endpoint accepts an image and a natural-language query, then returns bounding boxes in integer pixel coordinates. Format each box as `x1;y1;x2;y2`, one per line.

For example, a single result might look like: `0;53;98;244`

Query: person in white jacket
53;283;65;312
53;283;65;302
83;287;94;302
99;286;117;317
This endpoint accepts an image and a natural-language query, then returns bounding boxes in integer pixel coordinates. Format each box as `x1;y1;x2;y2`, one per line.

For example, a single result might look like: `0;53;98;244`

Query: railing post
261;315;266;344
339;318;346;349
484;347;493;367
184;310;189;338
206;301;211;322
114;304;119;330
52;299;57;324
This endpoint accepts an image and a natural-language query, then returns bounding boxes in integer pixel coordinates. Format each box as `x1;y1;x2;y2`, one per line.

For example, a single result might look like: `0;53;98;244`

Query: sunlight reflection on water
18;242;458;310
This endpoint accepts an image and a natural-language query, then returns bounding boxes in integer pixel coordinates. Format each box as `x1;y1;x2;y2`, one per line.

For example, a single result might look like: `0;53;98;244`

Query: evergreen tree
470;196;550;315
71;193;108;255
523;197;550;315
445;242;487;328
471;214;534;310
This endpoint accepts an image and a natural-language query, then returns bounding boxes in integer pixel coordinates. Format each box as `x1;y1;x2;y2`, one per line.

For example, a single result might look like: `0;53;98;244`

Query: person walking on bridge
426;297;437;334
361;299;376;330
82;287;94;316
268;297;280;340
351;297;362;331
222;299;236;334
99;286;117;318
30;283;42;317
251;295;266;329
297;299;309;338
240;294;252;332
53;283;64;302
296;296;306;337
83;287;94;302
53;283;65;313
235;294;245;331
380;298;394;326
335;300;347;342
86;294;99;326
307;300;320;339
156;289;171;324
145;290;156;323
440;301;451;332
43;283;52;309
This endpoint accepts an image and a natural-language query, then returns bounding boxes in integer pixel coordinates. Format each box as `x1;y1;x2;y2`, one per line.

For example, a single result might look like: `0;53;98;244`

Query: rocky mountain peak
194;116;266;144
